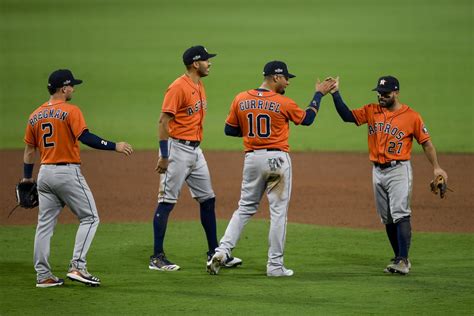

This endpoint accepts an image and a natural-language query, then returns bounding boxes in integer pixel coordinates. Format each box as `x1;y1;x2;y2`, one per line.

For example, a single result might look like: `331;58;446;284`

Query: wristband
159;140;169;158
24;163;34;179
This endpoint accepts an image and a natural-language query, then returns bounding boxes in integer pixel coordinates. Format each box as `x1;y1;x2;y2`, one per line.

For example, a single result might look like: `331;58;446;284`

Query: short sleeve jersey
225;89;306;152
24;100;88;164
351;103;430;163
161;74;207;141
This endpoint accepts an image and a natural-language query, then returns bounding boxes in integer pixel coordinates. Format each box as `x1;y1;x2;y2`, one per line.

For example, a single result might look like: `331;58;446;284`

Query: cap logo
380;79;386;85
193;55;201;61
63;80;71;85
275;68;283;73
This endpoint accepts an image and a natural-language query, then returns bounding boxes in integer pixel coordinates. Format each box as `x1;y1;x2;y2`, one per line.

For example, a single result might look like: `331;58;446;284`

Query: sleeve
68;107;88;139
351;104;370;126
413;113;431;144
225;97;240;127
282;99;306;125
161;84;185;115
24;121;36;147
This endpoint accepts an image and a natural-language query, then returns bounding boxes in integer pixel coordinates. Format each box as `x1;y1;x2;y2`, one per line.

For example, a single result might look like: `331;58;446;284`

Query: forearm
224;124;242;137
422;141;441;169
78;130;116;150
301;92;324;126
23;144;36;179
158;113;172;158
331;91;356;123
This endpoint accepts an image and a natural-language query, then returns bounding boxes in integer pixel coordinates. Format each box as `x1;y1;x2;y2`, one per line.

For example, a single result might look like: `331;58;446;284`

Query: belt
43;162;80;166
246;148;282;153
176;139;200;147
373;160;405;169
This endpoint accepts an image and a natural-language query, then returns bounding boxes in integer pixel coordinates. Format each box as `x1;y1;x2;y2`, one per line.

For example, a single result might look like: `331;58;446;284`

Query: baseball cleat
223;256;243;268
267;266;294;277
384;257;411;274
67;267;101;286
386;258;410;275
149;253;180;272
36;276;64;288
207;252;225;275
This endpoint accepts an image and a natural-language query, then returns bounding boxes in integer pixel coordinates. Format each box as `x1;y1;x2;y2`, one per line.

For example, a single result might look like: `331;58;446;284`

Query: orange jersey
24;100;87;164
226;89;306;152
352;103;430;163
161;74;208;141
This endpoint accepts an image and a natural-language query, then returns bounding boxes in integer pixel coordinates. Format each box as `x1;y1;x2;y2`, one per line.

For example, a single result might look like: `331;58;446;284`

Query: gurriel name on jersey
239;99;281;113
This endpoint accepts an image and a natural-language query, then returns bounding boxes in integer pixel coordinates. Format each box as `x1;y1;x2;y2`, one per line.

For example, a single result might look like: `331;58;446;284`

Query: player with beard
329;75;448;275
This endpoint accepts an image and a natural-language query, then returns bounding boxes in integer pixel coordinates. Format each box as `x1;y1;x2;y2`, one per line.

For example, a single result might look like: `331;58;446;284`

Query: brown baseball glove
430;175;448;199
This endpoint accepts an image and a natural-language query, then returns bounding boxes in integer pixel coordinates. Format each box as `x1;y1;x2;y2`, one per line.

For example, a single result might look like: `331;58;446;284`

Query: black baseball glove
9;181;39;217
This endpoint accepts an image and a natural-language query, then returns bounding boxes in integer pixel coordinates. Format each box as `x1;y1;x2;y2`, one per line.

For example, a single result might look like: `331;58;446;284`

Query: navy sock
153;202;174;256
385;223;399;258
199;197;218;255
397;216;412;259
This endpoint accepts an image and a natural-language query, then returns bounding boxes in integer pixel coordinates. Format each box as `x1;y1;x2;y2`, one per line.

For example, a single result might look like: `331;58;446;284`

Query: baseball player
23;69;133;287
329;75;448;275
149;45;241;272
208;61;336;277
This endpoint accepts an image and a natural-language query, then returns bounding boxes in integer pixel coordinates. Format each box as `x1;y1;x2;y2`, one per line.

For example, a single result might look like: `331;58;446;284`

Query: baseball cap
48;69;83;89
263;61;295;78
372;75;399;93
182;45;217;65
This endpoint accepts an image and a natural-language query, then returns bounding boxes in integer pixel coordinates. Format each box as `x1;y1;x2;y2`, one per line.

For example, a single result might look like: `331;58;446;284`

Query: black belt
374;161;405;169
43;163;80;166
177;139;200;147
246;148;282;153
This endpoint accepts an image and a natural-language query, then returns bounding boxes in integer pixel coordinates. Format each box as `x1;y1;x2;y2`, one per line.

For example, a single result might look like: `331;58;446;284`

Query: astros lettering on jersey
226;89;306;152
24;100;87;164
351;103;430;164
162;74;207;141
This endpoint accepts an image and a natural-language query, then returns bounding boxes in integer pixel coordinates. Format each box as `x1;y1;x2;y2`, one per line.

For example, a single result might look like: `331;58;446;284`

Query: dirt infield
1;150;472;232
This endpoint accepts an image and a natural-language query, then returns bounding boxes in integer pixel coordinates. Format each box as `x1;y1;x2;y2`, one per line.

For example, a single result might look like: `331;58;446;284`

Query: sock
397;216;412;259
153;202;174;256
385;223;399;258
199;197;218;255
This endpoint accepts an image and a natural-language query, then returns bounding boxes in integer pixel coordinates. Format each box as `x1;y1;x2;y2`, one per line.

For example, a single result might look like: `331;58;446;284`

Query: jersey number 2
247;113;271;138
41;123;55;148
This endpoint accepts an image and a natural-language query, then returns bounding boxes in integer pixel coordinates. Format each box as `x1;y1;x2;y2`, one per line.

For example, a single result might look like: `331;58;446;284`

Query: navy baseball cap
182;45;217;65
48;69;83;89
263;61;295;78
372;76;399;93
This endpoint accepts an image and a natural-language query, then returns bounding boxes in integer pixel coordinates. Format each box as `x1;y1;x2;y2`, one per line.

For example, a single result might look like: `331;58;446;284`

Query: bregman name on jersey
29;108;68;126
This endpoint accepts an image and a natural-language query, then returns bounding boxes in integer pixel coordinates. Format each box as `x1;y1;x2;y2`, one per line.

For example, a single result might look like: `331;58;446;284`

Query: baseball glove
430;175;448;199
8;181;39;218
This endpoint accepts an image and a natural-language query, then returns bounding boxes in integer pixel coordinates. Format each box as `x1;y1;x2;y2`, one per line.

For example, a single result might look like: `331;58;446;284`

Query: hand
155;157;169;174
434;167;448;182
115;142;133;156
330;76;339;94
316;77;337;95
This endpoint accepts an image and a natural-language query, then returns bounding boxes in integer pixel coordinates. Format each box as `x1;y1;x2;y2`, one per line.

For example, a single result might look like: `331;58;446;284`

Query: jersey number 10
247;113;271;138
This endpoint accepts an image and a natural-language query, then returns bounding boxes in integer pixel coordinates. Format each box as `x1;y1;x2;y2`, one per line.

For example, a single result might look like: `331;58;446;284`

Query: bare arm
422;140;448;181
155;112;173;173
22;144;36;182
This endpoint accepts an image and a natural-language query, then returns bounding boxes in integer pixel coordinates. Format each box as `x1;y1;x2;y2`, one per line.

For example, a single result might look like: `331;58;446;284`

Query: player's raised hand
115;142;133;156
330;76;339;94
316;77;337;95
155;156;169;174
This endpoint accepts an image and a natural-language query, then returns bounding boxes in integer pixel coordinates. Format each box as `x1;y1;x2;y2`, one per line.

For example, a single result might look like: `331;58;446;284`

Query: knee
200;197;215;212
155;202;174;215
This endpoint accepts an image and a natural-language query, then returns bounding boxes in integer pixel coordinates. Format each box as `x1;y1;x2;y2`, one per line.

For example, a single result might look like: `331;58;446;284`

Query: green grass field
0;221;472;315
1;0;472;152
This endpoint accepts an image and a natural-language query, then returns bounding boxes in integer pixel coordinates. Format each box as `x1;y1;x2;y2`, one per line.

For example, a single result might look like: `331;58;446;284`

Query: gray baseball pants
34;164;99;281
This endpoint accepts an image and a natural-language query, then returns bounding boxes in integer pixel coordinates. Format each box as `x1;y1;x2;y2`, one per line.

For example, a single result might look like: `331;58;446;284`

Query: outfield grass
0;221;472;315
0;0;472;152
